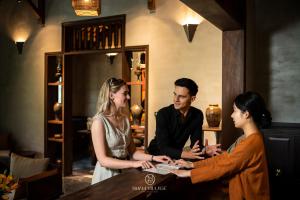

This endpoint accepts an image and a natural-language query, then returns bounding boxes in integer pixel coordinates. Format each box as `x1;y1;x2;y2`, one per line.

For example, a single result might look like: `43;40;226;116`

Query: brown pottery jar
206;104;221;127
130;104;143;125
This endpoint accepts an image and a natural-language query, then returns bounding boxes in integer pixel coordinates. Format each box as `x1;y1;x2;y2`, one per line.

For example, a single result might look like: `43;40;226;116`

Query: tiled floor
61;157;94;196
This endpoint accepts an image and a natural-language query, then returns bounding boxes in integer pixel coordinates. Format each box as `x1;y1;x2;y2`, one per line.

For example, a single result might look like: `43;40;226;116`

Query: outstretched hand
203;139;222;157
181;140;205;160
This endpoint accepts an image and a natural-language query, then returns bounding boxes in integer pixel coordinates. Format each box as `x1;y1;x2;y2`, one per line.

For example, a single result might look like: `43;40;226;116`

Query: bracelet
151;155;154;161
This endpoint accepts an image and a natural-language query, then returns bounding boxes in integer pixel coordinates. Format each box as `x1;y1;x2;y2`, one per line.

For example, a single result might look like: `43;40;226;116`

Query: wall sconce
15;41;25;55
183;24;198;42
72;0;101;16
106;53;118;64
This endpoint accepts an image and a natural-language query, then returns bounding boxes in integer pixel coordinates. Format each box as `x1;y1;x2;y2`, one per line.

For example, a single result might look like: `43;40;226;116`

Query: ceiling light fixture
72;0;101;16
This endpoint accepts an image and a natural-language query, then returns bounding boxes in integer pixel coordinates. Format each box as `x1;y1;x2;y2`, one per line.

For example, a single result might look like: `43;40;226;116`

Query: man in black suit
148;78;221;160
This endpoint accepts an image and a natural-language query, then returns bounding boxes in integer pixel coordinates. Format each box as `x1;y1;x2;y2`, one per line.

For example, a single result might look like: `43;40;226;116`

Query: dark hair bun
260;109;272;128
234;91;272;128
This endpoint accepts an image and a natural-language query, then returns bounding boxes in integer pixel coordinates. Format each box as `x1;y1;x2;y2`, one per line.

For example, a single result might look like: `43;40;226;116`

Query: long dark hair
234;92;272;128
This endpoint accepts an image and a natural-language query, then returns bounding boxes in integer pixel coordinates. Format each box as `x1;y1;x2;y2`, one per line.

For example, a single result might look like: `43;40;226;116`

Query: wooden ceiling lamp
72;0;101;16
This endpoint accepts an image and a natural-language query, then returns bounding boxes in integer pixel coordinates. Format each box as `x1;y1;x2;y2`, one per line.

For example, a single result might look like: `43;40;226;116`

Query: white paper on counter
143;163;180;175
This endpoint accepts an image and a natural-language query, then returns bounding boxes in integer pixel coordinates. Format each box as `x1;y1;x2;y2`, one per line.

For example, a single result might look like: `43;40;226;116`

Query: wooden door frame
123;45;149;147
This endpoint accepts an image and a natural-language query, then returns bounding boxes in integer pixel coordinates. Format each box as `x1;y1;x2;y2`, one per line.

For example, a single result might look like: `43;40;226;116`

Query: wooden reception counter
60;169;177;200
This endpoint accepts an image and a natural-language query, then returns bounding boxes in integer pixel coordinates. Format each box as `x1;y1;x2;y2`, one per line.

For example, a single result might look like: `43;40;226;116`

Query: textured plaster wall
0;0;222;153
246;0;300;123
71;54;122;117
124;1;222;143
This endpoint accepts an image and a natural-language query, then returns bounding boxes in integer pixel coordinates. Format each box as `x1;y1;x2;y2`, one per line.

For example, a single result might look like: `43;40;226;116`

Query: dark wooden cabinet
262;123;300;199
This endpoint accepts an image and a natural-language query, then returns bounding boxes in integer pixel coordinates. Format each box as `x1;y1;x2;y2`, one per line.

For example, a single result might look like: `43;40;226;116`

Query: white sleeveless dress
91;113;131;184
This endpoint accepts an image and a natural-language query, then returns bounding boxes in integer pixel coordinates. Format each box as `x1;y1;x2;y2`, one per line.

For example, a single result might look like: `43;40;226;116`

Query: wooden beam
180;0;243;31
221;30;245;148
26;0;45;25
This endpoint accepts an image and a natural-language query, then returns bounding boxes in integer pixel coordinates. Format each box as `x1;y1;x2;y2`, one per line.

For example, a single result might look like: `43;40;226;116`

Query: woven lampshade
72;0;101;16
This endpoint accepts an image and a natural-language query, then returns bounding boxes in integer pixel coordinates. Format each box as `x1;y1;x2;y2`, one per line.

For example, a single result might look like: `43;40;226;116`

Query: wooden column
221;30;245;148
180;0;246;148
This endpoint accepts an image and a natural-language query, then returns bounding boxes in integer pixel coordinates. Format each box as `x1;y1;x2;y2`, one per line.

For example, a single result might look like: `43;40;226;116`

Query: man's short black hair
174;78;198;96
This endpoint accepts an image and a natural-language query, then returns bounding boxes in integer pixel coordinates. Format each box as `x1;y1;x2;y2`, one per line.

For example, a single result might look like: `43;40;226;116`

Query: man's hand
181;140;205;160
203;139;222;157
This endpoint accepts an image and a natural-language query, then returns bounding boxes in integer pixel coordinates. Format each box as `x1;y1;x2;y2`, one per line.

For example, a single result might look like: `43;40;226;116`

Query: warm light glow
176;3;204;25
11;25;30;42
106;52;118;57
182;16;203;25
72;0;100;16
15;38;26;43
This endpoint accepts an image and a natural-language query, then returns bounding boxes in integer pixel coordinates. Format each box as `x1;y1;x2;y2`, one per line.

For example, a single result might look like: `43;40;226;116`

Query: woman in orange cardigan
171;92;271;200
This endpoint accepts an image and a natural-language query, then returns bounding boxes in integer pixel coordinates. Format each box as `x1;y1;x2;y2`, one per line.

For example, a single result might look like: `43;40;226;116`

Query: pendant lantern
72;0;101;16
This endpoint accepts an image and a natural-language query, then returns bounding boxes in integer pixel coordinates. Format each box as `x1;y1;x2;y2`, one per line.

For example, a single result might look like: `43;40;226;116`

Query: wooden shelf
48;82;64;86
126;81;145;85
48;137;63;143
132;133;145;139
131;125;145;130
202;125;222;132
202;125;222;144
64;48;122;55
48;120;63;124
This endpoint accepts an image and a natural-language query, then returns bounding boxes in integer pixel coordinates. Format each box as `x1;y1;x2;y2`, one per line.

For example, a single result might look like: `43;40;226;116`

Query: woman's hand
174;159;194;169
153;155;172;163
132;160;155;169
169;169;191;177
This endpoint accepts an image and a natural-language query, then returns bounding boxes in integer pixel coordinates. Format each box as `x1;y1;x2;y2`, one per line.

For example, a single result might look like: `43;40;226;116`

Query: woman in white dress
91;78;171;184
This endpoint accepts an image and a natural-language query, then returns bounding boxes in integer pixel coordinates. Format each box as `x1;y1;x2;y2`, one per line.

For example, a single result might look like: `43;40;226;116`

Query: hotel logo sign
145;174;155;185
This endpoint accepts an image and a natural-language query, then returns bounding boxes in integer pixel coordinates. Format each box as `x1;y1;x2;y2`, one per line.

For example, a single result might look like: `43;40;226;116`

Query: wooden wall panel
221;30;245;148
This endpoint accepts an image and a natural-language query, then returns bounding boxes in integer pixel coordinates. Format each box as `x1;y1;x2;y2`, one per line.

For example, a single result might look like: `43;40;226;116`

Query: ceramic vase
53;102;62;120
206;104;221;127
130;104;143;125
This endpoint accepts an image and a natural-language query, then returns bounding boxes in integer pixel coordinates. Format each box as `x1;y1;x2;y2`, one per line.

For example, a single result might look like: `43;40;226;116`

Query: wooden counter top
60;169;176;200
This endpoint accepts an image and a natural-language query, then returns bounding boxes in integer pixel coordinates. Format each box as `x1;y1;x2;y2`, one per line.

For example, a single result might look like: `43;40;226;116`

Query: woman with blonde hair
91;77;170;184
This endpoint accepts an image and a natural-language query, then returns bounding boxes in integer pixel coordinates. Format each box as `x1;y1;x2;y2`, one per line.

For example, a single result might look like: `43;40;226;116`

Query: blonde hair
95;77;128;117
